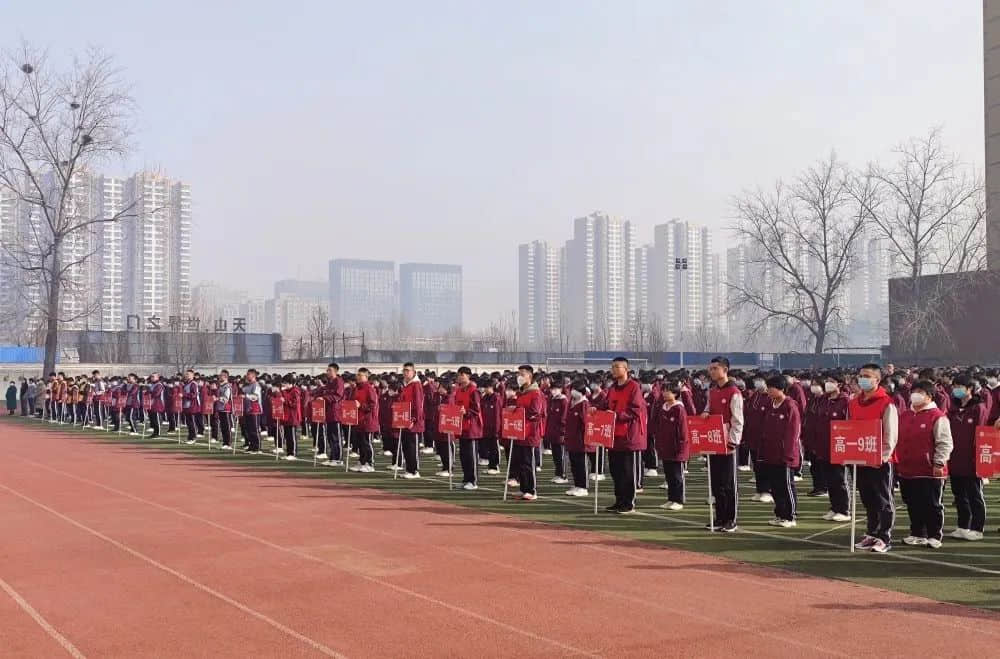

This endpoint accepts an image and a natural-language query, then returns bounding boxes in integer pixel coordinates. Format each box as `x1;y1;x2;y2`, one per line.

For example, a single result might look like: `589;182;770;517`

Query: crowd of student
14;357;1000;553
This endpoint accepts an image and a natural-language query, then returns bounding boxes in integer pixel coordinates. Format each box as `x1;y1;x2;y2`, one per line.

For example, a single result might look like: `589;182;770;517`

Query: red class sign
391;402;411;430
584;409;615;449
271;396;286;421
339;400;359;426
142;397;152;411
830;419;883;467
311;398;326;424
975;426;1000;479
233;396;244;416
501;408;526;441
438;404;463;436
688;415;728;455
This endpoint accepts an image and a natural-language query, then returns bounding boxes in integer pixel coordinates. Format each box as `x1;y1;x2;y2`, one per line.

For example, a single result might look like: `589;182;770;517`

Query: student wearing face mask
946;374;988;541
849;363;899;554
746;374;773;503
985;370;1000;427
802;378;828;497
897;380;953;548
759;375;801;527
511;365;545;500
652;380;689;510
812;375;850;521
544;380;569;486
563;382;591;496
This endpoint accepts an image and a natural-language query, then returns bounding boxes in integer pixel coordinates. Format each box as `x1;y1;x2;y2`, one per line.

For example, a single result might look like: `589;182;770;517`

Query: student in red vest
605;357;648;514
512;365;545;500
452;366;484;490
397;362;425;479
545;380;569;486
759;375;802;528
563;381;590;497
849;363;899;553
652;380;688;510
700;356;744;532
349;368;379;473
813;374;850;522
946;374;988;541
897;380;954;548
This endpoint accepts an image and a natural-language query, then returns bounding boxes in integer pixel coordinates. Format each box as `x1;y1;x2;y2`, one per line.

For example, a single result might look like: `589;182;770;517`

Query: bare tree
306;305;334;359
0;43;136;375
728;154;868;354
852;128;985;352
625;309;649;352
480;310;519;352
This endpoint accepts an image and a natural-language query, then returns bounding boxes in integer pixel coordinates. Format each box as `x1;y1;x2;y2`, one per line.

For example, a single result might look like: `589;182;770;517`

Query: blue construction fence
0;347;46;363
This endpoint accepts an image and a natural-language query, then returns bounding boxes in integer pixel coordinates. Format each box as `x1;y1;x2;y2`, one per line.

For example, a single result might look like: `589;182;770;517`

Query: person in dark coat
759;375;802;528
947;374;988;541
563;382;591;496
5;381;17;415
545;383;569;486
605;357;648;514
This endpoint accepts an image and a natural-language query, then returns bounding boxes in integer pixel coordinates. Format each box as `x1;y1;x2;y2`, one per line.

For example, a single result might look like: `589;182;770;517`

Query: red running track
2;421;999;658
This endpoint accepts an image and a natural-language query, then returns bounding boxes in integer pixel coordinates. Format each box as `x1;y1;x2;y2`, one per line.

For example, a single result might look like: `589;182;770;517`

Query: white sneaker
706;496;715;504
277;448;286;455
902;536;927;546
196;434;204;438
767;518;796;528
983;478;990;486
349;451;360;458
284;455;297;461
360;464;375;473
403;472;420;479
551;476;568;484
436;470;452;477
382;450;393;457
185;440;196;445
388;464;403;471
658;482;669;489
751;493;762;502
209;439;218;444
758;493;774;504
543;449;553;456
589;473;606;482
325;460;344;467
420;447;435;455
565;487;584;496
506;479;519;487
462;482;478;491
261;431;268;437
315;453;328;460
660;502;683;511
644;468;659;477
830;513;851;522
949;528;969;540
966;530;984;541
486;468;500;475
822;511;836;521
926;538;942;549
349;464;363;472
478;459;490;466
792;475;803;482
535;466;542;472
521;493;537;501
737;464;751;472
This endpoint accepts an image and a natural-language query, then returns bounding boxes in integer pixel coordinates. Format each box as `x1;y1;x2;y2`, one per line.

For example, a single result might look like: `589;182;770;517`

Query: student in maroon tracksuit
451;367;484;489
986;370;1000;426
946;374;988;541
701;357;744;533
280;375;302;460
545;384;569;485
652;380;688;510
745;376;772;503
379;384;397;462
813;375;850;522
398;363;425;478
802;377;828;497
512;365;545;500
760;375;802;528
605;357;648;514
563;383;590;496
897;380;953;548
427;381;449;476
348;368;379;472
480;380;503;474
317;363;345;465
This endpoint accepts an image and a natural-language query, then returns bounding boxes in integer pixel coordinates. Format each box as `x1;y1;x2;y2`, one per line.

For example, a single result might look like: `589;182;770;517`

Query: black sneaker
605;503;622;512
705;523;718;531
616;506;636;515
806;489;829;497
720;521;738;533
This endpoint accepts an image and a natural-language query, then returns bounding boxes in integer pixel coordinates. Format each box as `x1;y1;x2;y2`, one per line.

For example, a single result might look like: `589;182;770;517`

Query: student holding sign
605;357;647;514
759;375;802;528
701;356;744;533
897;380;954;548
452;367;484;489
947;374;989;540
652;380;688;510
398;362;425;478
848;363;899;553
563;382;591;496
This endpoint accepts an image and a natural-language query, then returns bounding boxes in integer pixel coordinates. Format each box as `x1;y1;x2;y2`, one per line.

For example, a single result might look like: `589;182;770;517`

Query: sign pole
233;414;238;455
503;441;512;501
850;463;857;553
706;453;715;532
345;425;352;473
594;446;600;515
394;430;403;480
449;433;455;490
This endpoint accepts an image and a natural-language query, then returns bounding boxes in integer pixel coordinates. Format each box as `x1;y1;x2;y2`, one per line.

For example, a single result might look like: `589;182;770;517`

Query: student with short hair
946;374;987;541
652;380;688;510
759;375;801;528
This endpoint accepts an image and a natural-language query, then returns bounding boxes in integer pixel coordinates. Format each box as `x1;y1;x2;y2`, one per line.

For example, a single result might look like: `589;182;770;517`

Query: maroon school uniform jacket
515;385;545;447
353;381;380;433
282;386;302;426
934;386;950;414
379;391;396;434
606;378;648;452
481;392;502;438
788;382;807;420
759;397;801;468
424;389;442;440
544;394;568;445
652;401;689;462
563;396;590;453
451;383;483;440
989;386;1000;425
149;381;166;414
807;395;848;461
692;386;708;416
743;390;769;453
400;380;426;433
318;376;345;423
680;387;697;416
948;396;988;477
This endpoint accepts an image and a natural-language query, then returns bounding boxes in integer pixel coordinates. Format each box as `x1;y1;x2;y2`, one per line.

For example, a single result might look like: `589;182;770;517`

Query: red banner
233;396;244;416
142;397;152;411
201;395;215;415
501;408;526;441
830;419;883;467
975;426;1000;478
391;402;411;430
116;397;125;410
688;415;728;455
438;404;463;436
310;398;326;423
339;400;359;426
584;409;615;449
271;396;285;421
171;391;182;411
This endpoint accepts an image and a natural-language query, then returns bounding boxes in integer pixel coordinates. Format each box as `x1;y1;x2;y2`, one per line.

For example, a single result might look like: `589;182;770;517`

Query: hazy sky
2;1;985;330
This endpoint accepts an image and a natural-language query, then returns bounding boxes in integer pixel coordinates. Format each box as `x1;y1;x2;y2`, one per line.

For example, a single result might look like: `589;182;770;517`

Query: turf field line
6;459;603;659
802;524;851;541
0;574;87;658
0;482;348;659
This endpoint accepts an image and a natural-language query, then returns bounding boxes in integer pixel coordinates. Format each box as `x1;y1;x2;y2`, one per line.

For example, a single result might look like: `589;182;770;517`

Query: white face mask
516;375;527;387
824;382;838;394
571;390;583;402
989;378;999;388
753;379;766;392
810;385;823;396
910;392;927;407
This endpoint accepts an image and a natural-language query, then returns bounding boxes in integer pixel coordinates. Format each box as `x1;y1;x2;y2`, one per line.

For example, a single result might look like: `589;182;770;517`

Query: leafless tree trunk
728;153;867;354
0;43;137;376
851;128;984;353
306;305;334;359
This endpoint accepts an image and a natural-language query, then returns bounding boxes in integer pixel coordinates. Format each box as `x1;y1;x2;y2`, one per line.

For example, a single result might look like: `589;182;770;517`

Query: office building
399;263;462;336
328;259;396;332
518;241;561;350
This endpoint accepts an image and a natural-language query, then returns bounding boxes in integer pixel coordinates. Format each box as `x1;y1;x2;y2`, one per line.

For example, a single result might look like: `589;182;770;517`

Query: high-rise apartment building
518;241;561;350
399;263;462;336
328;259;396;332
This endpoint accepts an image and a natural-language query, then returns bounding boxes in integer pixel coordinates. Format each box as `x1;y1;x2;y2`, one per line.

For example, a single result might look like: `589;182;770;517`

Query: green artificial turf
11;416;1000;612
